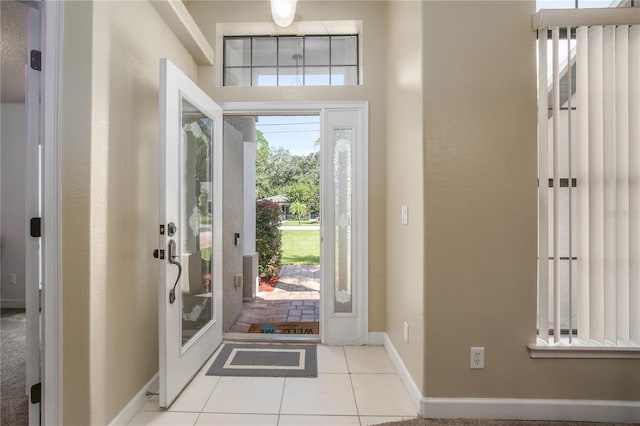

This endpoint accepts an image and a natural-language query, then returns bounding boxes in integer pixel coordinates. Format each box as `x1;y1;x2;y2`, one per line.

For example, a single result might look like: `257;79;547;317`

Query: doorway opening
225;115;321;338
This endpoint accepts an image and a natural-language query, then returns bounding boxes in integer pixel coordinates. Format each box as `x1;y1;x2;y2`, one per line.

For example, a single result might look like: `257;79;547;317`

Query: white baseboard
382;333;422;415
109;372;158;426
421;398;640;424
367;331;385;345
1;299;25;309
380;332;640;424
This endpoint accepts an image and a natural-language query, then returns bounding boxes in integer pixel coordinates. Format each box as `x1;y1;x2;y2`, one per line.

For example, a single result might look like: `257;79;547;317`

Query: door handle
167;239;182;304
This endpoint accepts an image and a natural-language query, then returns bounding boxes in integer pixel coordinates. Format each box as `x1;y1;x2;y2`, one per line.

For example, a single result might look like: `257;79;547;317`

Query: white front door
158;58;223;407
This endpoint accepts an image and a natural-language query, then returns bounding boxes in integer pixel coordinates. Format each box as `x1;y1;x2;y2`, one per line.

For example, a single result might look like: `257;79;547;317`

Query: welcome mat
248;321;319;335
206;343;317;377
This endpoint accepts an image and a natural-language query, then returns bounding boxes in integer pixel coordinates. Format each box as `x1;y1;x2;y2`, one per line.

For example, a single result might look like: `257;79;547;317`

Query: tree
289;201;306;225
255;130;272;199
254;129;320;216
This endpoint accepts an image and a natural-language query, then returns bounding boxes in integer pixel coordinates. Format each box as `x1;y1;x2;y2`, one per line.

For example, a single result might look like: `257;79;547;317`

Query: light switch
401;205;408;225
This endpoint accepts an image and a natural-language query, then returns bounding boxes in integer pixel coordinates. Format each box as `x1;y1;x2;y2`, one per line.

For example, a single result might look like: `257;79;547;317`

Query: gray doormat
206;343;317;377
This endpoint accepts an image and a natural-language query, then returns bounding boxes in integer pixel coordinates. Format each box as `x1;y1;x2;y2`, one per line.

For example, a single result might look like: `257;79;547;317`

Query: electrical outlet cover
470;347;484;369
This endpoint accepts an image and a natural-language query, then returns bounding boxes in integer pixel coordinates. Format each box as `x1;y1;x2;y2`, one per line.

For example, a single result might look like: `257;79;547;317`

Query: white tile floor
131;344;417;426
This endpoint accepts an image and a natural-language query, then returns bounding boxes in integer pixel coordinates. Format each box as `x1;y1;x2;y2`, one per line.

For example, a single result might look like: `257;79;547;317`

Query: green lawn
281;220;319;226
281;229;320;264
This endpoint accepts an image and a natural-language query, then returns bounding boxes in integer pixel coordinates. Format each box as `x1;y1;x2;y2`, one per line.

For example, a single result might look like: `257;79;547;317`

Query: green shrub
256;200;282;278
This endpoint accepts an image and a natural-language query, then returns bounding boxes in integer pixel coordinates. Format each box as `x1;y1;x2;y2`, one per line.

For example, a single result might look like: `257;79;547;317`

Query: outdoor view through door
228;115;321;336
180;99;214;345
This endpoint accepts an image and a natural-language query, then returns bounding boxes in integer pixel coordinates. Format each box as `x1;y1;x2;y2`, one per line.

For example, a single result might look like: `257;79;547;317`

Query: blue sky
255;115;320;156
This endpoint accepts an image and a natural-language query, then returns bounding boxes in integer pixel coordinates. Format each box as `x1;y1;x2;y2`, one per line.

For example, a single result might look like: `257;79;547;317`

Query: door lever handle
167;239;182;304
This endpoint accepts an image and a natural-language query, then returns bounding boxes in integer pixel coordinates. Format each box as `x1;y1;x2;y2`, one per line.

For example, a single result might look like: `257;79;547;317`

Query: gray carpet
376;419;634;426
206;343;318;377
1;309;28;426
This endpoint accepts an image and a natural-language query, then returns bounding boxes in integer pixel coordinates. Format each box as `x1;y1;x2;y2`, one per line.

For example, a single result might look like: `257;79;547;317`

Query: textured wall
60;1;198;423
1;104;26;308
384;1;425;395
422;1;640;400
222;119;244;331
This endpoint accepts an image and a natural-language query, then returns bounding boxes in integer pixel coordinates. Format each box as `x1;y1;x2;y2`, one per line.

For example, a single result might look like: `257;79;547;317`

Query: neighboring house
1;1;638;425
261;194;290;220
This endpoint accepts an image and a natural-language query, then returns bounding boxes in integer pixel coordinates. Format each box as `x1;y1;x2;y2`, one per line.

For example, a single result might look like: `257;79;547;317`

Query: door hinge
30;382;41;404
30;50;41;71
30;217;42;238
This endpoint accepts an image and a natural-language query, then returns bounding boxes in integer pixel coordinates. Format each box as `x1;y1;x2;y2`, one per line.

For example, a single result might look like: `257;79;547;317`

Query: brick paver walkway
229;264;320;333
229;265;320;333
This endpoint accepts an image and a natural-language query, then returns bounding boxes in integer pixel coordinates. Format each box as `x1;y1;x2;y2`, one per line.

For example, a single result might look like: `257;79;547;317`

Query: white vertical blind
630;25;640;346
537;28;550;343
537;22;640;347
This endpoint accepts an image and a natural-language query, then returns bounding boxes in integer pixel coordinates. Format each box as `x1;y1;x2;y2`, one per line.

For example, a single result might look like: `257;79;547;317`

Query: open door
158;58;223;408
25;5;42;424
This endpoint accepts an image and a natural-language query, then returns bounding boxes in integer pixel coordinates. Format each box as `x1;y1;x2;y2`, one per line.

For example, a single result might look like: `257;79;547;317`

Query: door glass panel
334;128;353;314
180;98;214;346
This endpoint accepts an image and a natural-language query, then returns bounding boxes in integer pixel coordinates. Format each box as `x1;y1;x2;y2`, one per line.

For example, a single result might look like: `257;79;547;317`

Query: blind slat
629;25;640;345
552;27;562;344
603;25;617;344
577;25;591;343
538;28;550;344
588;25;605;344
615;25;630;346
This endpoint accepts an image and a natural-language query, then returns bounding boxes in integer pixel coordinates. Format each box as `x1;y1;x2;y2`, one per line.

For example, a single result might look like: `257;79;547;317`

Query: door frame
41;0;64;423
220;101;369;345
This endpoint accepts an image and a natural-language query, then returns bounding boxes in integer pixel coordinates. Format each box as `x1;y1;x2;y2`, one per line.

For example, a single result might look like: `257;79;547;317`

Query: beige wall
384;1;425;394
222;119;245;330
60;1;198;423
186;0;388;331
422;1;640;400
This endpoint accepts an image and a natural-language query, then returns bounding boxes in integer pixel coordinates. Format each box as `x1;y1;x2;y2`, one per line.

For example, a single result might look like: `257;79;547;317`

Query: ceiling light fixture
271;0;297;27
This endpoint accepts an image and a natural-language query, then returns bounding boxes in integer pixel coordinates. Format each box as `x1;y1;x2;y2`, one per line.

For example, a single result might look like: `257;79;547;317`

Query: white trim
528;343;640;359
42;0;63;424
108;373;159;426
533;8;640;31
25;7;41;424
382;333;422;414
421;398;640;424
221;101;364;115
151;0;213;65
219;101;369;347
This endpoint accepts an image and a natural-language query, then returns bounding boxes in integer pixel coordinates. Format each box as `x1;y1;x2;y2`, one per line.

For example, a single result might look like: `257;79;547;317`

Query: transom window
223;35;359;87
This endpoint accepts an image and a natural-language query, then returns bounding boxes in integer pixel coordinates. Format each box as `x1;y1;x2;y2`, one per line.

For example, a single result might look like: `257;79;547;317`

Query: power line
259;129;319;134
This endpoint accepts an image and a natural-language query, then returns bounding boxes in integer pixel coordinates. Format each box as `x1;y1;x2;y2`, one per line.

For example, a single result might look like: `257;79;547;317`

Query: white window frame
529;8;640;359
214;21;363;87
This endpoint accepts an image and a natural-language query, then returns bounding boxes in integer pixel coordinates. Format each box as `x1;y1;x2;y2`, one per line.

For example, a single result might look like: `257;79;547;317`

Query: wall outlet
403;321;409;344
8;273;16;285
470;347;484;369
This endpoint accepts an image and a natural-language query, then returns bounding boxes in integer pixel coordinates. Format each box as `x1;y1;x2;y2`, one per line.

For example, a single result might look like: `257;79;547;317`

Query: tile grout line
343;346;366;425
198;372;223;416
277;376;287;425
